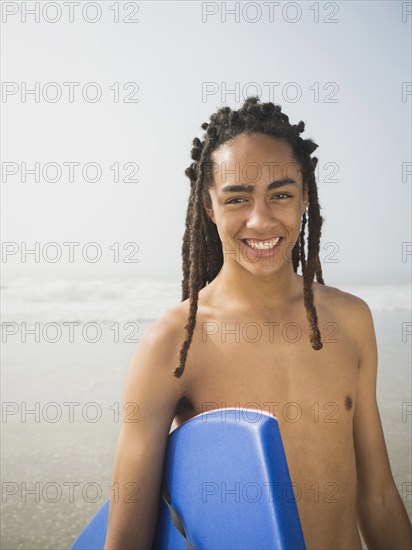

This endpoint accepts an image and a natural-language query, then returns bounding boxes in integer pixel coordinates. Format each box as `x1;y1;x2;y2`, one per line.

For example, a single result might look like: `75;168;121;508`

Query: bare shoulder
313;280;372;313
312;280;375;352
140;302;188;353
124;302;189;400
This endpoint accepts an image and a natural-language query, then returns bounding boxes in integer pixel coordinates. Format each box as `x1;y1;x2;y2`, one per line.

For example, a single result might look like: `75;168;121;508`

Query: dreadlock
173;96;325;378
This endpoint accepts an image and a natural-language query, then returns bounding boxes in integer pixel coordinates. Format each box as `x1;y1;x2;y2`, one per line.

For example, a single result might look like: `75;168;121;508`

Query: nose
245;200;277;234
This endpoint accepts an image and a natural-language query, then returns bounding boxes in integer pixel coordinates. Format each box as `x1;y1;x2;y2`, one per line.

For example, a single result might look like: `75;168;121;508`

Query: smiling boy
104;97;412;549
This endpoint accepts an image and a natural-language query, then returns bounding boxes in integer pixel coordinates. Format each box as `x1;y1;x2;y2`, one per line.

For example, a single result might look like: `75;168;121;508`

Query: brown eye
273;193;292;199
225;197;245;205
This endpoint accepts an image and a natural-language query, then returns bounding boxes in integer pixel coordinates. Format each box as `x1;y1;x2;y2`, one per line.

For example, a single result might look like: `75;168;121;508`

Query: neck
207;259;303;311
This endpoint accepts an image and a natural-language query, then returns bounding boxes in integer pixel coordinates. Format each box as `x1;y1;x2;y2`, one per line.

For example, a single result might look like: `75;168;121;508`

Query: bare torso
172;276;363;550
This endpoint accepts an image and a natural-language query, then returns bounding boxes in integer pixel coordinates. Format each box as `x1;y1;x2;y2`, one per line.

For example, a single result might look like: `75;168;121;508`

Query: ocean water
1;278;411;549
2;277;411;323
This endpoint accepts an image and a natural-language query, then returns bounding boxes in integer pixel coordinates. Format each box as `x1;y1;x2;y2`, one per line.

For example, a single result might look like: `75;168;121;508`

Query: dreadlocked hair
173;95;325;378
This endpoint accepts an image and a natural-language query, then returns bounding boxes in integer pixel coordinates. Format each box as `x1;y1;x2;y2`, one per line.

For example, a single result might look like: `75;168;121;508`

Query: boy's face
203;132;309;278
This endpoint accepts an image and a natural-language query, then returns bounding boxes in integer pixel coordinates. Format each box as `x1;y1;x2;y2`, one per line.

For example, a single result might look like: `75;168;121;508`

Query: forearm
103;451;161;550
104;496;156;550
357;484;412;549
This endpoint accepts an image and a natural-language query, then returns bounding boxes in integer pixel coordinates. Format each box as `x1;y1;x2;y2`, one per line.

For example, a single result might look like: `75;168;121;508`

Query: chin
240;262;283;278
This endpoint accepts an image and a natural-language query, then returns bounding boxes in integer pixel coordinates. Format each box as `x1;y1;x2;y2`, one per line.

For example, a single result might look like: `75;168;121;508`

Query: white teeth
244;237;281;250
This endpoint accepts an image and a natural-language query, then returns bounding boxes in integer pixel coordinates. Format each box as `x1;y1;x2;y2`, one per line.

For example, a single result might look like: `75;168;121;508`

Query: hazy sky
2;0;411;285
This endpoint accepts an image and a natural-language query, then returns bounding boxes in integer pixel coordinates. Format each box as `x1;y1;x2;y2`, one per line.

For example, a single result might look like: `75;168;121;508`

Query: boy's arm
352;298;412;549
104;309;186;550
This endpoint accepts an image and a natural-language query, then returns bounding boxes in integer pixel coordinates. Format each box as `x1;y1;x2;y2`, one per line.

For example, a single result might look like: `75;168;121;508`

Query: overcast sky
2;0;411;285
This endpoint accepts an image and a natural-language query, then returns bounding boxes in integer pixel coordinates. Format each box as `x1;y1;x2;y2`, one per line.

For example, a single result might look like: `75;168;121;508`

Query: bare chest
175;303;359;471
172;297;362;548
175;306;359;432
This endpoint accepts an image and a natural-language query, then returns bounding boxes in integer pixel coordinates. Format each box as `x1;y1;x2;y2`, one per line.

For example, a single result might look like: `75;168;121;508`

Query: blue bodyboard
70;407;306;549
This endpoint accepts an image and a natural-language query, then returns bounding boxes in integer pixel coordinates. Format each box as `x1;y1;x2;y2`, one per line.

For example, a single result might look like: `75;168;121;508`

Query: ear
203;193;216;224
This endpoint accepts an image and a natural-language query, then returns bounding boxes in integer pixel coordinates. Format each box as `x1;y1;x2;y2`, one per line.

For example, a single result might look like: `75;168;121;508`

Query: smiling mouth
242;237;283;250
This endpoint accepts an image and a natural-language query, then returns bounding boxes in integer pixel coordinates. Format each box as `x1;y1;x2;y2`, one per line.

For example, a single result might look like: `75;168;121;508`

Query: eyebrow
220;178;297;193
